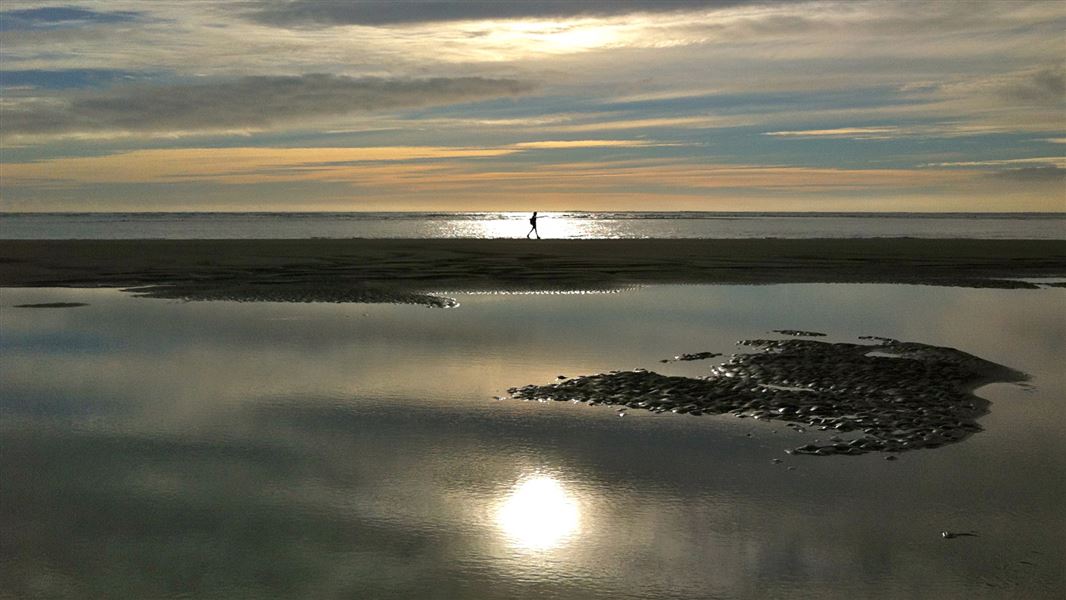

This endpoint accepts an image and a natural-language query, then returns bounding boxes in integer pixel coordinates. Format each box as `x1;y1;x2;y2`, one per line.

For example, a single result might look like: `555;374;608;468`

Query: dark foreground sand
2;238;1065;305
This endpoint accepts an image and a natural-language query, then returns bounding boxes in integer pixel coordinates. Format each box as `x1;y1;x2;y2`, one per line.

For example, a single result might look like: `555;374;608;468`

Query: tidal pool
1;283;1063;599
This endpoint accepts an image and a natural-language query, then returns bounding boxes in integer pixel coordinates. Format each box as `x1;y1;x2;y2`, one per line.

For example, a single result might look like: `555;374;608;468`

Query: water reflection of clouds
2;285;1065;598
3;284;1064;425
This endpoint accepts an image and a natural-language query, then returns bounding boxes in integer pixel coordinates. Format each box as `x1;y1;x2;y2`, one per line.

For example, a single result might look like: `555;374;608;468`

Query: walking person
526;211;540;239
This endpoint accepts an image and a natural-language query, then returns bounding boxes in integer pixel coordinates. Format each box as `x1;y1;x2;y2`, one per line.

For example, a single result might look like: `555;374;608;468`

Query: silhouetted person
526;211;540;239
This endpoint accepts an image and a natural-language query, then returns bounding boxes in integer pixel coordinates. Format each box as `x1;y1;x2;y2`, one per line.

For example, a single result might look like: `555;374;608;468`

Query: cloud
2;74;536;139
763;124;1010;140
924;157;1066;185
1;147;969;193
929;157;1066;168
929;66;1066;111
990;166;1066;182
549;115;752;132
995;66;1066;105
397;114;751;134
511;140;666;149
0;147;522;186
1;1;1063;213
0;6;141;31
765;126;903;140
0;69;144;90
1;141;678;186
246;1;758;27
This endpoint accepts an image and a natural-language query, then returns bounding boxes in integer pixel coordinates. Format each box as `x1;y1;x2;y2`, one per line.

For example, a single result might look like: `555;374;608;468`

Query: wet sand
510;335;1026;457
2;239;1065;305
12;302;89;309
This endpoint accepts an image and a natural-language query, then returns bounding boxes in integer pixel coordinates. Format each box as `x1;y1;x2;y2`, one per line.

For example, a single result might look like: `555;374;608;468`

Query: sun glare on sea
496;475;581;551
461;213;591;239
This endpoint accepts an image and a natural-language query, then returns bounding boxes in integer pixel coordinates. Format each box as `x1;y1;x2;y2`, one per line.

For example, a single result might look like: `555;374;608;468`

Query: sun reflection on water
444;213;602;239
496;475;581;551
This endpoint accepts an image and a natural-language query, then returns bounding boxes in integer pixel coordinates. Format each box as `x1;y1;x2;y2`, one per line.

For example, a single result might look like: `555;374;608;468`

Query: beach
3;239;1065;305
4;236;1066;600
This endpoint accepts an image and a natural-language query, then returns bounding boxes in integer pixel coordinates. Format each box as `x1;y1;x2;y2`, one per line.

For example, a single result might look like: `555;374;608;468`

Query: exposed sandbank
510;335;1026;456
2;239;1065;305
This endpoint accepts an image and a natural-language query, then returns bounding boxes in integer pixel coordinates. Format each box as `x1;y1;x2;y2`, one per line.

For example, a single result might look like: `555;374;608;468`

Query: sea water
2;211;1064;240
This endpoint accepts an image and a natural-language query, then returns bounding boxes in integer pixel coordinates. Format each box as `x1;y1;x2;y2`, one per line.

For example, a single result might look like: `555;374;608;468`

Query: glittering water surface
3;211;1064;239
1;284;1064;599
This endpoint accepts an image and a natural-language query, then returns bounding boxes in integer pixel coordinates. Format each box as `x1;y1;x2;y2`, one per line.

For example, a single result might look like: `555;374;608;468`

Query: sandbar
2;238;1065;305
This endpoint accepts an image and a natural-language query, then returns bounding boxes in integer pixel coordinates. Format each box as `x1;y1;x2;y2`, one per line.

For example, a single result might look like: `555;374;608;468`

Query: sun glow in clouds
472;20;622;55
496;475;581;550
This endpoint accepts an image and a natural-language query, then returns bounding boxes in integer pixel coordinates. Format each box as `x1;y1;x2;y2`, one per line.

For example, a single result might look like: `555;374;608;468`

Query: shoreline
3;238;1065;305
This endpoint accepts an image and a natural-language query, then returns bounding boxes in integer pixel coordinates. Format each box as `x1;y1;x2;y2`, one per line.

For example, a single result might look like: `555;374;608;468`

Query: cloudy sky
1;0;1063;211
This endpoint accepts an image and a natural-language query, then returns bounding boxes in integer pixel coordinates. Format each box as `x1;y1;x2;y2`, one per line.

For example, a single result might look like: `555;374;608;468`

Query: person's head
533;212;537;216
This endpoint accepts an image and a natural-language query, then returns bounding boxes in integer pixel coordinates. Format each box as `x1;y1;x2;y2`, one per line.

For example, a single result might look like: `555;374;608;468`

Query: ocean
2;211;1064;240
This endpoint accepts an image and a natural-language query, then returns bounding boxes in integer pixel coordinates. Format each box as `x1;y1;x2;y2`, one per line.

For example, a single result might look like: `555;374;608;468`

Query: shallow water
1;284;1064;599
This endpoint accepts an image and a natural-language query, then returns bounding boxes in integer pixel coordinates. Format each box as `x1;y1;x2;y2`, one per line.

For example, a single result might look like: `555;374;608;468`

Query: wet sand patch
507;335;1025;456
123;283;458;308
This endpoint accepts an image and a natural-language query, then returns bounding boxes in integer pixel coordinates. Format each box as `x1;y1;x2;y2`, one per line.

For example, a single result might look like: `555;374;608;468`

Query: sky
0;0;1063;212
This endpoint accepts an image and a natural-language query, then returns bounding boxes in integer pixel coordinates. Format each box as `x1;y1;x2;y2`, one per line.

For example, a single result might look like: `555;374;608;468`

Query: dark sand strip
2;239;1064;305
